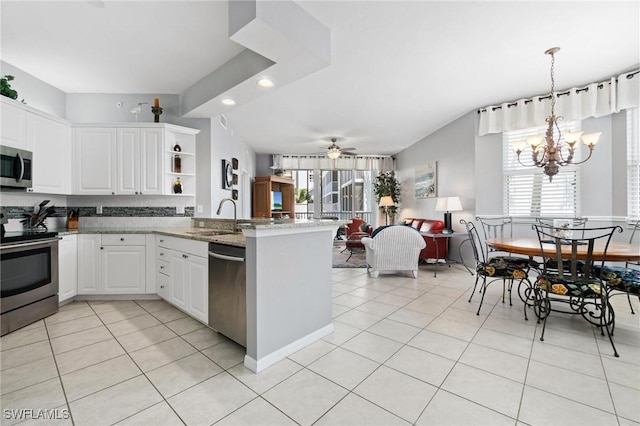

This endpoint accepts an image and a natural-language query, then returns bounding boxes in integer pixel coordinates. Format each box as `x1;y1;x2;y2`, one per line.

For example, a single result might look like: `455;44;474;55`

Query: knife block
67;215;79;230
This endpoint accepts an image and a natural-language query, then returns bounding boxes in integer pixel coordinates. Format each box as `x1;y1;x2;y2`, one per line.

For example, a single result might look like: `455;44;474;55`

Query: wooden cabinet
73;124;198;196
252;175;295;218
27;112;71;195
77;234;146;295
0;97;28;150
58;234;78;303
156;235;208;323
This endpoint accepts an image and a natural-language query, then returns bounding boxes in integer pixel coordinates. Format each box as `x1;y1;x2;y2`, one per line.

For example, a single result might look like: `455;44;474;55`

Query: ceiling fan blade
340;151;357;156
340;147;356;151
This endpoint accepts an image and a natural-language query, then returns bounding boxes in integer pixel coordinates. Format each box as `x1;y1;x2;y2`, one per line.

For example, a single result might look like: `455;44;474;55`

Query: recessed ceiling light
257;78;274;88
222;98;236;106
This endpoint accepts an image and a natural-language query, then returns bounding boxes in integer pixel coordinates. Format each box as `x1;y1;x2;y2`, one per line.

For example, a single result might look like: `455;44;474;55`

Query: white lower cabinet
58;234;78;303
102;245;145;294
77;234;102;294
77;234;146;295
156;235;208;323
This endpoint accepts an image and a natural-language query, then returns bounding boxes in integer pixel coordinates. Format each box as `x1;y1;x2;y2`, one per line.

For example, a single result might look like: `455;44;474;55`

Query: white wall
0;61;66;117
395;111;477;230
210;115;256;219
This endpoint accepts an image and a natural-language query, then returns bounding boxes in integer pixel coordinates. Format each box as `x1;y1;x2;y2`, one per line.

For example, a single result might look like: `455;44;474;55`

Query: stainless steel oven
0;145;33;188
0;234;58;335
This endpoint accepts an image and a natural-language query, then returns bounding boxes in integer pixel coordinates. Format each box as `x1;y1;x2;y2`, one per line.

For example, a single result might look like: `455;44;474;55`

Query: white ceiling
2;1;639;156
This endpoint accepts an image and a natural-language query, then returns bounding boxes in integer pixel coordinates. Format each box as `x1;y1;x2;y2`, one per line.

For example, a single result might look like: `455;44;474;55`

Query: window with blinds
503;121;581;217
628;108;640;221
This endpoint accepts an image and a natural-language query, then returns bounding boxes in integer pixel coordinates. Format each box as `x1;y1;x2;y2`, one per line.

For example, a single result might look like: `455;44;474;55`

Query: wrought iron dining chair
462;220;531;316
533;224;623;357
535;217;589;238
533;218;589;274
594;221;640;314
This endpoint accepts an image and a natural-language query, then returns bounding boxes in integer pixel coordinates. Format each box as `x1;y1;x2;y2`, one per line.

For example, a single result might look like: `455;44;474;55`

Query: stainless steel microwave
0;146;32;188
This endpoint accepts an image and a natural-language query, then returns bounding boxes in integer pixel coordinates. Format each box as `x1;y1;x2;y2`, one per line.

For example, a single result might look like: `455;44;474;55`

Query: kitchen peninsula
239;219;339;372
79;218;340;373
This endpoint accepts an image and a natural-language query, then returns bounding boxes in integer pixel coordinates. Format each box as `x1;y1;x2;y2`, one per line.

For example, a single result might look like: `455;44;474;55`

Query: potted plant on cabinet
374;171;401;224
1;75;18;100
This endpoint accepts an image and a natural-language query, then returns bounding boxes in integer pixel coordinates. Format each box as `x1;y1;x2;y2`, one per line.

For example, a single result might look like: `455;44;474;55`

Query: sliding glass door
289;169;374;223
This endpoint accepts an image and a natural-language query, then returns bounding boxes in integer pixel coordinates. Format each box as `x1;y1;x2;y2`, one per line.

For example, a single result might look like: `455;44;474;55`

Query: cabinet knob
182;254;188;259
160;239;164;243
135;192;138;195
120;238;124;241
111;192;115;195
160;285;164;289
160;266;164;270
100;247;103;250
160;253;164;256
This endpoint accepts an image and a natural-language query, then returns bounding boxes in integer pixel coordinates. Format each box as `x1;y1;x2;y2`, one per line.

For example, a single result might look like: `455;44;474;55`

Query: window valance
274;154;394;171
478;69;639;136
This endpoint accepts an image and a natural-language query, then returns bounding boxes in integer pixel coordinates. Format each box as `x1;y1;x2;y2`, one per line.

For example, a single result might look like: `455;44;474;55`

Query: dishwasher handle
208;251;245;262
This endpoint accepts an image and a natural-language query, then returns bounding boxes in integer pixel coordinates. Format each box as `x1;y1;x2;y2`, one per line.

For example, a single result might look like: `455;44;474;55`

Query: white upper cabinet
116;128;140;195
140;128;163;195
0;97;28;150
72;124;198;196
27;112;71;194
73;127;117;195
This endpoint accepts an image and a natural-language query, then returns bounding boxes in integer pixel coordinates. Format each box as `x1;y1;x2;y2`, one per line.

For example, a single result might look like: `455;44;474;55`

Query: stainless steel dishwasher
208;243;246;347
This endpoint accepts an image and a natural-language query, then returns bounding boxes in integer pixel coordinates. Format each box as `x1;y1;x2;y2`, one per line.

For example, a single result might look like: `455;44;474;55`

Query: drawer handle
160;239;164;243
160;253;164;256
182;254;188;259
160;266;164;269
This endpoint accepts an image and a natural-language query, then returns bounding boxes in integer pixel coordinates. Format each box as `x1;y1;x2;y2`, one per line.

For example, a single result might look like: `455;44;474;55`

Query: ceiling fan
321;137;356;159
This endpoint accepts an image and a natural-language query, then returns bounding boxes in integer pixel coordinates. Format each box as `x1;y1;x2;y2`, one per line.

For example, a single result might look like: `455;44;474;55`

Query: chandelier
512;47;600;181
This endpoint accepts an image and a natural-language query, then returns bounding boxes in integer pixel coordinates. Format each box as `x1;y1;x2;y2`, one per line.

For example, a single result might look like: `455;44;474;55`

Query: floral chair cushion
477;258;528;279
536;275;603;297
488;255;533;270
594;265;640;296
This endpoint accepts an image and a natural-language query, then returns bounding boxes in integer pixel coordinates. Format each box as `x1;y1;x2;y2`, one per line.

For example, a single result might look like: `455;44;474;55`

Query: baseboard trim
244;322;334;373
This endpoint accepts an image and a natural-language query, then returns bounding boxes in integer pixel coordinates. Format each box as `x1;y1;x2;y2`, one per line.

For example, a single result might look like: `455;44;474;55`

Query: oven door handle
0;238;59;250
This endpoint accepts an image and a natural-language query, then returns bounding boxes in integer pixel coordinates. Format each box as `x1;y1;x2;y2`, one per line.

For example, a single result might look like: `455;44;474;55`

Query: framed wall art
415;161;437;198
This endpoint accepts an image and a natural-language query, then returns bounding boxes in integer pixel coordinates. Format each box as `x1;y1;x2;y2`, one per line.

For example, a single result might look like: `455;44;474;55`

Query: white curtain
478;70;639;136
276;154;394;171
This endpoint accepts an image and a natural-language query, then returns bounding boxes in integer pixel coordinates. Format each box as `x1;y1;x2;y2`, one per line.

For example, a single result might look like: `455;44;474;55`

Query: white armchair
361;225;426;278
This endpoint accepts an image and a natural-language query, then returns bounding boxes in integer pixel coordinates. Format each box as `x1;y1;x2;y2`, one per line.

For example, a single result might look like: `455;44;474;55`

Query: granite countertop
52;219;341;248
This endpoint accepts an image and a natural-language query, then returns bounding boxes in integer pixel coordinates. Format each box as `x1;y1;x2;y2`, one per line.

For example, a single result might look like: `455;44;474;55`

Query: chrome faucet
216;198;237;231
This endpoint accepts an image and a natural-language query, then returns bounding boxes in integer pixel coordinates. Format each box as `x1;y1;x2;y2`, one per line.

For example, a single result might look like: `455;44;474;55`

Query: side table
343;231;368;262
421;232;474;277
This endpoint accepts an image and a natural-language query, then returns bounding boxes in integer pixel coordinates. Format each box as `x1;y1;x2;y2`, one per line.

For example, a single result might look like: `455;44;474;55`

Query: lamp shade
435;197;462;212
379;196;395;207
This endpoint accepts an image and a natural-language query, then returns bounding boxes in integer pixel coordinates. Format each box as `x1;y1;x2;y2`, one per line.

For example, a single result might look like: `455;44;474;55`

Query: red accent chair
343;218;373;261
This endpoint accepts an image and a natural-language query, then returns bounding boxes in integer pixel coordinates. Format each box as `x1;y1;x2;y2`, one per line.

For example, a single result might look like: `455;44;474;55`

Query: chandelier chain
549;51;556;115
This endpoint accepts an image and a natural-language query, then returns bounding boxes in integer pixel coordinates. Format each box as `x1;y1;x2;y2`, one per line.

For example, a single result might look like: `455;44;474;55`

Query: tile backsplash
1;192;194;231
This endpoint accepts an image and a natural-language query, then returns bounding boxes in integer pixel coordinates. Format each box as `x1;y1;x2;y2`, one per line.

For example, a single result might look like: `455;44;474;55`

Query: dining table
486;237;640;262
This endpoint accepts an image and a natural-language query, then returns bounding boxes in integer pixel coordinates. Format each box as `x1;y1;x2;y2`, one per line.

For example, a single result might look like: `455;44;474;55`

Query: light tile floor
1;265;639;425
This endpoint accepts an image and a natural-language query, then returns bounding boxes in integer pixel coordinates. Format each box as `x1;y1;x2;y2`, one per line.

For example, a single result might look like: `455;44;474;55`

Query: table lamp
435;197;462;233
379;196;395;225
